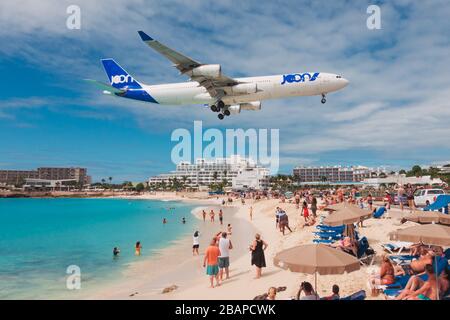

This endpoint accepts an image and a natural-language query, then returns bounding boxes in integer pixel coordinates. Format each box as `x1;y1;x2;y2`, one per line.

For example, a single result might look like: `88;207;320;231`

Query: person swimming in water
163;218;167;224
113;247;120;257
182;217;186;224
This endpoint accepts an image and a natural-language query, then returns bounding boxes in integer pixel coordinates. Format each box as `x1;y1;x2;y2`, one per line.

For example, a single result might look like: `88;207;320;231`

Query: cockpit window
336;75;342;78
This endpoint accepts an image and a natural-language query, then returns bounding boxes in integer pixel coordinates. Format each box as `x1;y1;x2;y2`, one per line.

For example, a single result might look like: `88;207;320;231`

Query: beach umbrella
323;203;372;226
388;224;450;299
388;224;450;246
273;243;360;295
404;211;450;226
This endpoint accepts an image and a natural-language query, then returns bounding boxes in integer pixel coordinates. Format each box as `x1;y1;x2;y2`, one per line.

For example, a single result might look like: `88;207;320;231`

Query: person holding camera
296;281;319;300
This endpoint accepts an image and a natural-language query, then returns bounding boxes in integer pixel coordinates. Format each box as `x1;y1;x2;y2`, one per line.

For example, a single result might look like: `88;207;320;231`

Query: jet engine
228;105;241;114
240;101;261;110
188;64;221;78
230;83;257;94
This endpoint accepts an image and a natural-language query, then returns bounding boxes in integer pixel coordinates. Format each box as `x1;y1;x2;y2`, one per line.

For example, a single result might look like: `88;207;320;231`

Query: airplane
87;31;349;120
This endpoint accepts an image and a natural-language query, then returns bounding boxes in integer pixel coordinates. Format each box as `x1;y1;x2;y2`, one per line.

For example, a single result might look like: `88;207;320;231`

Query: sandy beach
84;192;418;300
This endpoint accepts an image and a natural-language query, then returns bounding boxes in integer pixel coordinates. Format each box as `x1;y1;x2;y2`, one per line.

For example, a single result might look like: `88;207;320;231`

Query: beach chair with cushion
373;207;387;219
313;231;343;240
444;248;450;260
313;238;336;244
316;225;345;233
388;254;418;266
357;237;376;266
381;242;413;255
341;290;366;300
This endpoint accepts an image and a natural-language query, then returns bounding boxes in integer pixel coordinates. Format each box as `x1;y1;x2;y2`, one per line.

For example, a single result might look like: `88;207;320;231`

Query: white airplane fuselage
133;72;348;106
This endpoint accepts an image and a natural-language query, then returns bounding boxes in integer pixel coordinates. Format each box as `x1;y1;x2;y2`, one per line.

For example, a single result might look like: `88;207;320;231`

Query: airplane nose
341;78;349;87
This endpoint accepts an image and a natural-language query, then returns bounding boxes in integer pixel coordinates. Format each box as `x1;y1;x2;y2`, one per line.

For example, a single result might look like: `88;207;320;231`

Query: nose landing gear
321;94;327;104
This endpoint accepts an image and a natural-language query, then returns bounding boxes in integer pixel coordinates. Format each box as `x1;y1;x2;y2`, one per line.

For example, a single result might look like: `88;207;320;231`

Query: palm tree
101;178;105;188
108;177;113;189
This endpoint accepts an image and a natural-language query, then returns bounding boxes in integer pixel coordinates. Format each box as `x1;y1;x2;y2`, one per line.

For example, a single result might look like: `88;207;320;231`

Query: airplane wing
138;31;239;99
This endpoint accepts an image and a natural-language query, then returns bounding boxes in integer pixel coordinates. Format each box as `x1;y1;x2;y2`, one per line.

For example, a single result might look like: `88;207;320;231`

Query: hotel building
292;165;378;184
149;155;269;190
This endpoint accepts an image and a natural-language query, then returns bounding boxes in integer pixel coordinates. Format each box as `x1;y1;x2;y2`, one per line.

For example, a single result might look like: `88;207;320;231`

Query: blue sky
1;0;450;182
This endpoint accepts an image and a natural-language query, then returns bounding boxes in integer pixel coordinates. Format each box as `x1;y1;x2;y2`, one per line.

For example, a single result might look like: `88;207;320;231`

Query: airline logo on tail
101;58;142;89
111;74;135;85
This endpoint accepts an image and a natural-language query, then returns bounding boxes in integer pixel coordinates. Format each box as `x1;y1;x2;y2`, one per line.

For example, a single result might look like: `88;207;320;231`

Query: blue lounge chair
444;248;450;260
424;195;450;213
313;238;336;244
373;207;387;218
313;231;342;239
357;236;375;266
341;290;366;300
316;225;345;233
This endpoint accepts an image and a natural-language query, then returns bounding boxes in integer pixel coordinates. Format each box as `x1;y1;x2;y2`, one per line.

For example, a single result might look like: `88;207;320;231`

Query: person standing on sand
302;201;310;223
311;197;318;218
192;231;200;256
203;238;221;288
202;210;207;222
218;232;233;281
249;206;253;221
219;209;224;225
210;209;215;222
250;233;267;279
227;223;232;235
135;241;142;256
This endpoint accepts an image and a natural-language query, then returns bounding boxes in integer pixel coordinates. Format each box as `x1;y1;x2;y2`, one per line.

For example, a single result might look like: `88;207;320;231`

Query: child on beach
227;224;232;235
302;201;310;223
192;231;200;256
203;238;221;288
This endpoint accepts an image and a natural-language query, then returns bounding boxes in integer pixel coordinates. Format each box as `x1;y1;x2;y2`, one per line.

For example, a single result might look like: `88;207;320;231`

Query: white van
414;189;446;207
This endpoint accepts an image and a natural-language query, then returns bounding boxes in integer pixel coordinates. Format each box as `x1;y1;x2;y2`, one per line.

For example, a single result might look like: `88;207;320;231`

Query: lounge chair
381;241;413;255
388;254;418;266
357;237;376;266
316;224;345;233
313;231;343;240
313;238;336;244
341;290;366;300
373;207;387;219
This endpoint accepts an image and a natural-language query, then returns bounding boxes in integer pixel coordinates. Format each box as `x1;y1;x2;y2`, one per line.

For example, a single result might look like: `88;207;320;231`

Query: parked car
414;188;446;207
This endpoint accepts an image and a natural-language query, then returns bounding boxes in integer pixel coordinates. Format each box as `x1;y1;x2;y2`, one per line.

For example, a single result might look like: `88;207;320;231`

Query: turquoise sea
0;198;197;299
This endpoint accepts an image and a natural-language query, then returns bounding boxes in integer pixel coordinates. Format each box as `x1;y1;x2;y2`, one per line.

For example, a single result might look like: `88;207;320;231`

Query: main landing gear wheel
218;113;225;120
321;94;327;104
217;100;225;109
210;105;218;112
224;109;231;116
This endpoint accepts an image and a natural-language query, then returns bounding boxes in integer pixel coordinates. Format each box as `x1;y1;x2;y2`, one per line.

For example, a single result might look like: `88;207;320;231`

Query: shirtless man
398;264;438;300
397;250;434;275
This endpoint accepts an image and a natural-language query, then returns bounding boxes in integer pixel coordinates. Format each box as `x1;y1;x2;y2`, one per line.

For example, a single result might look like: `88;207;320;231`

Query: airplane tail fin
101;58;142;89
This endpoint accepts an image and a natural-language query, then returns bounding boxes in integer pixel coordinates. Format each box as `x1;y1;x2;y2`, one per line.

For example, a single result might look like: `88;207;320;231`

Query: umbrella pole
315;272;317;297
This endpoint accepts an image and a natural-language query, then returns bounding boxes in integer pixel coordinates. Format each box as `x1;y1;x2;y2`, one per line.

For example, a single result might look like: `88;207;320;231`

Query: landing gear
217;100;225;109
224;109;231;116
321;94;327;104
218;113;225;120
210;105;218;112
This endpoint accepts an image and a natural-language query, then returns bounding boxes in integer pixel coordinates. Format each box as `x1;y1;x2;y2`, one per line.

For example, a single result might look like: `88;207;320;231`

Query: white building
232;167;269;190
149;156;269;190
362;174;444;188
293;165;385;183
